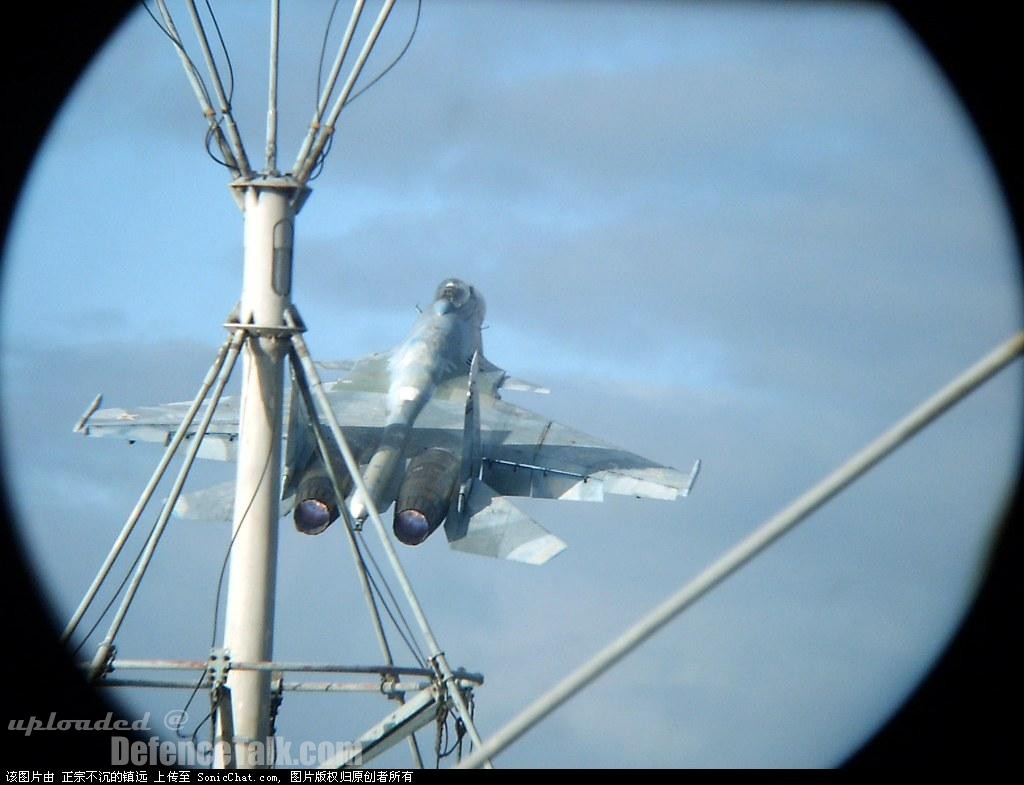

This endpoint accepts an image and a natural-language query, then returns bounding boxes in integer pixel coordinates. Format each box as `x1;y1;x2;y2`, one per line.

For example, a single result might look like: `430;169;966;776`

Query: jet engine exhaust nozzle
294;498;334;535
393;448;460;546
293;469;343;535
394;508;432;545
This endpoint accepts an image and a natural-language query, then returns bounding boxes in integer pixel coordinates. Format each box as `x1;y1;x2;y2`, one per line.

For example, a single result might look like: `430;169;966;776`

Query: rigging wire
434;703;466;767
340;513;398;664
290;365;427;668
208;352;267;648
143;0;237;173
100;1;430;750
204;121;232;169
198;0;239;173
70;533;147;658
433;704;447;768
73;358;262;752
150;0;422;180
306;133;335;183
287;356;424;668
173;354;275;756
307;0;422;182
79;2;437;767
175;451;272;758
355;527;429;667
141;0;213;106
346;0;421;108
436;682;474;766
204;0;235;105
315;0;344;109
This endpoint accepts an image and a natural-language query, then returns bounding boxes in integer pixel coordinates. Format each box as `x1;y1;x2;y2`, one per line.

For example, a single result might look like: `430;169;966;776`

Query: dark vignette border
0;0;1019;770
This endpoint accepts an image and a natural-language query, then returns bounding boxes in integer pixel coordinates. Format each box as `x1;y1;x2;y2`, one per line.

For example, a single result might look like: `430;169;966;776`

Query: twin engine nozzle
392;448;460;545
292;448;461;547
293;469;347;535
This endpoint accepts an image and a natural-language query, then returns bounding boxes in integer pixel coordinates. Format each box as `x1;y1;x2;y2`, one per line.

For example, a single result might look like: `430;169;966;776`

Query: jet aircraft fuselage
340;278;484;531
80;278;699;565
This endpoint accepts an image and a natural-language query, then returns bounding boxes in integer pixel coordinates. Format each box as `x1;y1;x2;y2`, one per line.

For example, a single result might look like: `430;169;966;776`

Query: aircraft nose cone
394;509;430;545
434;299;454;316
294;499;333;535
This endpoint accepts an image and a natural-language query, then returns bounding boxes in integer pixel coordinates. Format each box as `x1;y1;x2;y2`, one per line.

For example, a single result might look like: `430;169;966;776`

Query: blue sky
1;1;1021;768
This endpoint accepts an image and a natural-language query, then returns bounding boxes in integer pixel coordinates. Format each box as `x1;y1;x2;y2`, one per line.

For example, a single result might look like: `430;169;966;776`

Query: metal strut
151;0;243;177
288;346;425;767
182;0;252;177
63;330;242;645
458;331;1024;768
80;328;246;680
286;309;493;768
92;1;469;770
292;0;366;174
293;0;397;185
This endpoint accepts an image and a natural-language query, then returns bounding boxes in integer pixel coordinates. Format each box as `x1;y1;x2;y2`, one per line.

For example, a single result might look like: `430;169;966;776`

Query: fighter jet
76;279;700;565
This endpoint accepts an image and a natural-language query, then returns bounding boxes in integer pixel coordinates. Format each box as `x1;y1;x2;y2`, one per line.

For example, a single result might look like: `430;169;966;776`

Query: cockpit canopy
435;278;473;309
433;278;485;322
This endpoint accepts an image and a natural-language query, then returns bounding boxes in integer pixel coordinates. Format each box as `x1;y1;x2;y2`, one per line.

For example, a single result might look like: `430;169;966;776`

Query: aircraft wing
319;352;391;393
76;389;391;468
410;394;699;503
317;352;549;399
74;395;244;461
76;368;695;567
76;384;697;501
73;347;394;458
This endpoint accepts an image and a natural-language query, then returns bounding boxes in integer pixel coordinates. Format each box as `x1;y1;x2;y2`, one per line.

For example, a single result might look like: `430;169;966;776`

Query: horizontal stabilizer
172;482;295;522
172;481;236;522
444;482;566;565
500;376;550;394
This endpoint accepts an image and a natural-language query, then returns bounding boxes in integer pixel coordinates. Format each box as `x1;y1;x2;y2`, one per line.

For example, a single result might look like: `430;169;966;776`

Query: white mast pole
147;2;398;767
214;179;297;769
211;0;297;767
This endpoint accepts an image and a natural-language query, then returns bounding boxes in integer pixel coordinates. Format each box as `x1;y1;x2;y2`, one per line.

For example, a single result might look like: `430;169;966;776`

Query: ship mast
65;1;490;770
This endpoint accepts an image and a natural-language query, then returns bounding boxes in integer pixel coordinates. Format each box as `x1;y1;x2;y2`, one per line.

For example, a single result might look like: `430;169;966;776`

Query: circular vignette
1;0;142;770
0;1;1020;770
